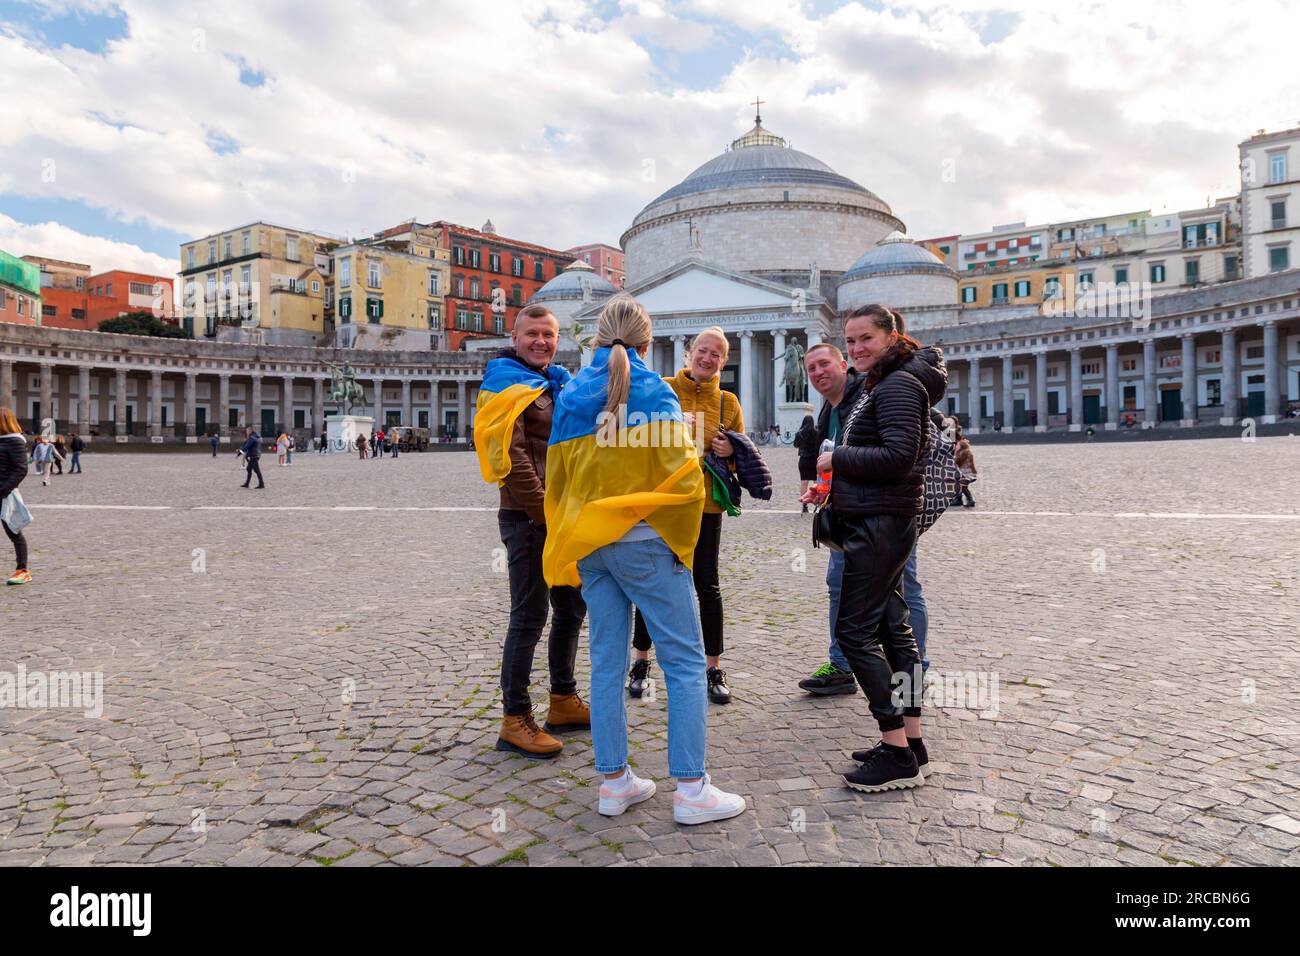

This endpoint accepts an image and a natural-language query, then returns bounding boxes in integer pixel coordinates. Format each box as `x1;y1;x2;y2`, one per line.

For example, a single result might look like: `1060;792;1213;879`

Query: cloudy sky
0;0;1294;278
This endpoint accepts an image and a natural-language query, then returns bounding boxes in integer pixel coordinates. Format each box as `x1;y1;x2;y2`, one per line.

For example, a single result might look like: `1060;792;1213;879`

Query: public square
1;439;1297;867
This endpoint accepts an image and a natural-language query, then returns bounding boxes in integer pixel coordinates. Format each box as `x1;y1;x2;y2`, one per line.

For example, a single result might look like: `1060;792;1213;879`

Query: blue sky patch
0;0;128;54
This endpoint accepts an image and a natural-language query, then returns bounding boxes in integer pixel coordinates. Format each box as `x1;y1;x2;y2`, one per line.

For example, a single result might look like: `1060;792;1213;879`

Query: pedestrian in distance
794;413;817;513
236;427;265;489
69;434;85;474
210;433;219;457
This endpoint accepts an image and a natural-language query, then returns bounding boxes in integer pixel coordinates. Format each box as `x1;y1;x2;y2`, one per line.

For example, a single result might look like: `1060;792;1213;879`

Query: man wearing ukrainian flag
475;304;589;760
542;295;748;825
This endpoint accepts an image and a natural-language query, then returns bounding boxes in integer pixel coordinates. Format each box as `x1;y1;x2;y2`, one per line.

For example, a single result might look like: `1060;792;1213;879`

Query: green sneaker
798;662;857;696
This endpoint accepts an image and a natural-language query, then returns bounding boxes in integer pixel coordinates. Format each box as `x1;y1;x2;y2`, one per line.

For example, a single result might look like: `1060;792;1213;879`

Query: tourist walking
52;435;67;474
0;408;33;585
801;305;946;793
356;433;367;459
277;432;289;467
475;304;588;759
797;343;935;694
31;436;61;486
544;295;746;824
69;434;85;474
793;413;817;512
210;433;219;457
236;427;265;489
318;428;328;454
627;326;743;705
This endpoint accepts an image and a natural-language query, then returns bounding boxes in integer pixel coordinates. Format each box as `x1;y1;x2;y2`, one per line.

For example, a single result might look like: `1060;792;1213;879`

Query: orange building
22;256;174;331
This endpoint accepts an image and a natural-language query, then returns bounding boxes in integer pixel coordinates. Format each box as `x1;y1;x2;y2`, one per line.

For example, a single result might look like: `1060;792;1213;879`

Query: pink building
566;243;625;289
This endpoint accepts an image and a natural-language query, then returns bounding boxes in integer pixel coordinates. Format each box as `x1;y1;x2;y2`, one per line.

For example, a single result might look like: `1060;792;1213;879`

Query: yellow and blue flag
542;347;705;587
474;354;572;485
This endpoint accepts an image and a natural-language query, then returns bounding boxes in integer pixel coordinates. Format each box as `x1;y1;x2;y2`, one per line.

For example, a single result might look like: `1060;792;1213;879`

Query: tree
98;312;189;338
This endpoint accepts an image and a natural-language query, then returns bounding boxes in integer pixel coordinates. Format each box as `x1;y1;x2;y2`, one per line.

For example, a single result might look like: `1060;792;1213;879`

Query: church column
1001;354;1014;433
39;363;52;427
672;335;685;373
0;360;12;411
772;329;787;423
1034;352;1048;432
312;377;324;434
250;374;263;431
430;380;442;437
967;357;981;434
281;375;294;434
457;380;468;441
1142;339;1157;428
1220;328;1238;425
372;378;384;421
1105;343;1119;430
739;330;754;429
401;379;412;426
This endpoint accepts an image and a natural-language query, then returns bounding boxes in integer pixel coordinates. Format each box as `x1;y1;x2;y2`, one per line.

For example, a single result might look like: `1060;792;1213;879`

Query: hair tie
611;338;626;348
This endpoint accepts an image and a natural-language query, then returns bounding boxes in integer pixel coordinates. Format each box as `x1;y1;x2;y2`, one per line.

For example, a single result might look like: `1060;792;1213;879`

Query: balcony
990;295;1010;305
1271;218;1287;230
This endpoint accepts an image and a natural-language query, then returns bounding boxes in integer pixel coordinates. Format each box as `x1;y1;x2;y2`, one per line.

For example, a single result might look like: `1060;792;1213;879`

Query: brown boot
495;711;562;759
544;692;591;733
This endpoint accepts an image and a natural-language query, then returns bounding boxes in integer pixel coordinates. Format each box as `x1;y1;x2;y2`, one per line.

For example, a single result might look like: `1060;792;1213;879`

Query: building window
1082;362;1101;375
338;295;351;320
1206;379;1222;405
489;253;500;272
534;261;544;281
1185;259;1199;284
1270;152;1287;184
325;286;334;309
493;313;504;335
1013;280;1030;297
454;275;464;297
1121;358;1137;371
991;282;1008;303
311;280;320;293
1204;349;1221;364
129;281;154;295
366;297;383;323
208;240;217;263
1078;272;1093;288
223;236;232;259
511;284;522;306
242;230;251;254
42;305;56;317
1269;246;1290;272
187;247;195;269
1115;266;1129;284
340;258;351;287
960;286;976;304
469;249;481;269
286;235;300;261
427;302;440;328
206;275;216;314
473;311;484;332
71;308;85;320
16;297;23;316
1270;199;1287;230
1225;256;1239;280
367;259;381;287
1160;353;1181;369
1043;277;1061;299
453;246;465;265
455;308;467;329
241;265;251;290
1150;263;1166;283
428;271;440;296
512;256;523;277
1246;346;1264;360
470;278;480;299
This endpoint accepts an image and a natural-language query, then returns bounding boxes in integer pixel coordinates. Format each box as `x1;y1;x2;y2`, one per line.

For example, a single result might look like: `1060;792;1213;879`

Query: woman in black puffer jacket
812;305;947;794
0;407;33;585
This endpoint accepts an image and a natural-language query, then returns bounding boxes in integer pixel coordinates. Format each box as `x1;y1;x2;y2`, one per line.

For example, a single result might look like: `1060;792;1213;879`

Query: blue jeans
578;536;707;779
828;545;928;672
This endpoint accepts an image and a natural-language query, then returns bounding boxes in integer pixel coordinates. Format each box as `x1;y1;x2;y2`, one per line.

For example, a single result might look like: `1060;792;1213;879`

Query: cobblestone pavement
1;438;1298;867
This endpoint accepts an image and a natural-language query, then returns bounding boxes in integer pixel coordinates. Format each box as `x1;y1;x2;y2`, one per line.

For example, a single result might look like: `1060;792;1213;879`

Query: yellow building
958;262;1077;312
331;223;451;350
180;222;341;345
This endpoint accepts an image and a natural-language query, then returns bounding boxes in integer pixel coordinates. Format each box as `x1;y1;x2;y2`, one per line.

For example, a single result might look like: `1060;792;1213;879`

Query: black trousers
633;511;723;657
498;510;586;716
243;457;264;487
835;513;922;733
3;521;27;571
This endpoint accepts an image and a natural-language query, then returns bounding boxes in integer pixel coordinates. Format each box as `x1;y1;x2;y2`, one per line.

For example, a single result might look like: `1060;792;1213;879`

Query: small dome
482;219;496;234
529;261;617;304
840;232;955;282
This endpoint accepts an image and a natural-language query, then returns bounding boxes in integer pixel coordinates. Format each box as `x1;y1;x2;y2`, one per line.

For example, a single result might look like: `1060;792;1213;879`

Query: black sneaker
627;658;651;698
798;662;857;696
843;744;922;793
707;667;731;705
852;739;931;778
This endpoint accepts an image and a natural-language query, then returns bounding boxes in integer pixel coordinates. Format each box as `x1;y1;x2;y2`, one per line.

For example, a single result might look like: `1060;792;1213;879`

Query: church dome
530;260;617;304
840;231;955;282
621;109;903;285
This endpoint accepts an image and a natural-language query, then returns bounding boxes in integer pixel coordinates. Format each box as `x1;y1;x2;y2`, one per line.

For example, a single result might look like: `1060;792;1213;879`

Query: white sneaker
673;774;747;825
597;770;656;817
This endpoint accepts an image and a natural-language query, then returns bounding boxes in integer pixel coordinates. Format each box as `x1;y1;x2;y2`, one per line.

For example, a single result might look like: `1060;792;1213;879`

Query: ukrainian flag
474;355;572;484
543;347;705;587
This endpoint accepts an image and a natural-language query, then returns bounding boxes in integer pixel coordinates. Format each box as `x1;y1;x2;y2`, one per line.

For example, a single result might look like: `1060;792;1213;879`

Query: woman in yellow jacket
628;326;743;704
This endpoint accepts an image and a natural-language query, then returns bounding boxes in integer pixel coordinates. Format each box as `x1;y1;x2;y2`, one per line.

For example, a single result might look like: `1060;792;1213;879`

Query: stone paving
0;437;1298;867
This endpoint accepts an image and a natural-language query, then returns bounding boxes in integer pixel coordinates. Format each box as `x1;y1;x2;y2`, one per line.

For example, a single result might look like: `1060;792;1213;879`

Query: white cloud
0;0;1293;260
0;211;177;278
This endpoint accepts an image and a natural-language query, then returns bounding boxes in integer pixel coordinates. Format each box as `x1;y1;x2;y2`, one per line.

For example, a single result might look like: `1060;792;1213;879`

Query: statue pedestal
326;415;374;454
777;401;814;438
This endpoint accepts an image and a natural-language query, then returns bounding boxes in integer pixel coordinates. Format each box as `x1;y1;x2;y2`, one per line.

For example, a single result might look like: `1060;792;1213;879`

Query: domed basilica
562;107;958;433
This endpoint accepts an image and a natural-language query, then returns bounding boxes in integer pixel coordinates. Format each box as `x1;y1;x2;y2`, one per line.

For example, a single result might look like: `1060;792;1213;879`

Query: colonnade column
218;374;230;439
184;371;197;439
401;379;412;427
1104;344;1119;430
1180;334;1197;426
1262;321;1280;422
250;374;263;431
312;378;324;435
148;369;162;438
457;380;468;441
1034;352;1048;433
1001;354;1014;432
281;376;294;434
115;369;127;436
672;335;685;373
967;356;981;434
739;330;754;429
78;366;92;431
1142;340;1157;428
1220;329;1239;425
0;361;12;411
1068;348;1082;432
39;363;52;428
430;380;442;437
772;329;787;424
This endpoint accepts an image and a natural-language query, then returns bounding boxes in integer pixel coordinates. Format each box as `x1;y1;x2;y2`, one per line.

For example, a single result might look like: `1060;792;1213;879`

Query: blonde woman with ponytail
542;296;748;825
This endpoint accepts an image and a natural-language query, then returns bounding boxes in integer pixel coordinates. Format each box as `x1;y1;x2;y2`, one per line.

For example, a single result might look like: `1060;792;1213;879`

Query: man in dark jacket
70;434;85;474
486;305;588;760
237;428;265;489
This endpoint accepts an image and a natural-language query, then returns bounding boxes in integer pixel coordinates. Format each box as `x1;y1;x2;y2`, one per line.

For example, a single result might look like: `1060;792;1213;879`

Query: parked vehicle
387;426;430;452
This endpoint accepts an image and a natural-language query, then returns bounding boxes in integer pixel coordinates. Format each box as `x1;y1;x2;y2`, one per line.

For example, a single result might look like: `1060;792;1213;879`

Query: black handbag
811;501;844;551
